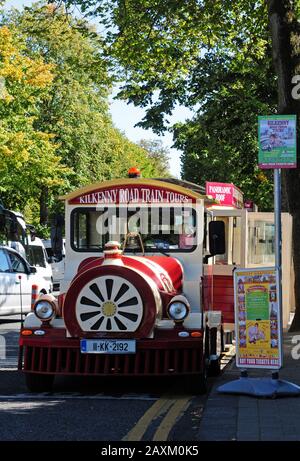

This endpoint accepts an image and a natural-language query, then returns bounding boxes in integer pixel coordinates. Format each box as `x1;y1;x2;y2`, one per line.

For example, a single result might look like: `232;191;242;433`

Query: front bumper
19;328;204;377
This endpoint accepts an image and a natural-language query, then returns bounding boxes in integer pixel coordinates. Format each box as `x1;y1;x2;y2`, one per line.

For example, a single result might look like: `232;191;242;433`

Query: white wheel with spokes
76;275;143;332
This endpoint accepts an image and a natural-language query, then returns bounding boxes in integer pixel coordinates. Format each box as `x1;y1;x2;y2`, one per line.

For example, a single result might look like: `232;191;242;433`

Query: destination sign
69;185;194;204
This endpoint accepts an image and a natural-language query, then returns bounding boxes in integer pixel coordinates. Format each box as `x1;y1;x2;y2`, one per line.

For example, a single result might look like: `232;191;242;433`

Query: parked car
0;246;52;316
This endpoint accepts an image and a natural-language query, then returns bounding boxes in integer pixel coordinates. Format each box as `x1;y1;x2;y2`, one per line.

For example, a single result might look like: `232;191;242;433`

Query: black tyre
208;357;221;377
25;373;54;392
183;371;207;395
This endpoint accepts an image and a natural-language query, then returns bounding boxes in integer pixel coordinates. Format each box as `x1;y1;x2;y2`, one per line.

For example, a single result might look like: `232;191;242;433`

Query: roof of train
153;178;206;195
60;177;212;203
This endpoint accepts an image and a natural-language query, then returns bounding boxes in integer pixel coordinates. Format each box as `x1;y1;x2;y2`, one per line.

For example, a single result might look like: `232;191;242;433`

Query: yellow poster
234;268;281;369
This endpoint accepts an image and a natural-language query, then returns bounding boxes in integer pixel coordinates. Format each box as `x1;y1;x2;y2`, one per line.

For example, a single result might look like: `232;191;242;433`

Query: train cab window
213;216;242;265
214;217;229;264
71;207;197;253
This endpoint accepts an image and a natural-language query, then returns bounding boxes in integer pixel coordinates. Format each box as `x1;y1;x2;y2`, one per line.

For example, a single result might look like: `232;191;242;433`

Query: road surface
0;317;216;441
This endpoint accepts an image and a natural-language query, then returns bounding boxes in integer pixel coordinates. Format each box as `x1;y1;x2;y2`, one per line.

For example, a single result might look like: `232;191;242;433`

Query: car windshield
27;246;46;267
71;206;197;253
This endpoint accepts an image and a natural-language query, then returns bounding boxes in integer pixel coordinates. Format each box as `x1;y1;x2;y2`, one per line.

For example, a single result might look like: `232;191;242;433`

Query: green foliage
138;139;170;177
64;1;268;127
0;2;166;228
7;2;113;191
64;0;275;208
0;24;69;213
174;48;277;210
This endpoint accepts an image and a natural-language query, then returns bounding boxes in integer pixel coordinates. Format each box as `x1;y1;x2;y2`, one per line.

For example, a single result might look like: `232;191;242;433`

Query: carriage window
248;220;275;265
26;246;47;268
71;207;197;253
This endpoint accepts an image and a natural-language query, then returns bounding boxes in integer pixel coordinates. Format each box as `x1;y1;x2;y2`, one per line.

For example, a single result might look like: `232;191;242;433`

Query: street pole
19;275;24;328
273;168;283;378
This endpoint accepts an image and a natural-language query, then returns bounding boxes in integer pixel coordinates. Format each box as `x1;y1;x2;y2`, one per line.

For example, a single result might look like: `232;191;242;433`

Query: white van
25;236;53;293
0;245;52;315
43;238;65;292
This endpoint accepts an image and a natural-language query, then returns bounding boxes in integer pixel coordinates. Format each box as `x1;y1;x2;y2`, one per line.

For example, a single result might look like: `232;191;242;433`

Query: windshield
27;245;46;267
71;206;197;253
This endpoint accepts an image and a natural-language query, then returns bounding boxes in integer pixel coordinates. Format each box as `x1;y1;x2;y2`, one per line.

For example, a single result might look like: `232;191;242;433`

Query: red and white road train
19;178;226;392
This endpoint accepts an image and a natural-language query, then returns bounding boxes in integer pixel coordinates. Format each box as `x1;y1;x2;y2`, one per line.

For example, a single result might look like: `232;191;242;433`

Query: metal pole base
217;377;300;397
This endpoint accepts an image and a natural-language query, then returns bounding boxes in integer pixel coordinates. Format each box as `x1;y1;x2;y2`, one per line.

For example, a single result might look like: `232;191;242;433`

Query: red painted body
77;255;183;293
20;254;204;378
203;274;234;323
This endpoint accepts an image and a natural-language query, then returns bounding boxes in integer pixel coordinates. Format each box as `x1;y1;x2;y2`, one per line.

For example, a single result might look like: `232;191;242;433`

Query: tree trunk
39;186;49;226
266;0;300;331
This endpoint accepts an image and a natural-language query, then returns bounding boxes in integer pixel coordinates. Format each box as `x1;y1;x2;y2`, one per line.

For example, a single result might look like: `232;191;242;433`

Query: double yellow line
123;394;192;441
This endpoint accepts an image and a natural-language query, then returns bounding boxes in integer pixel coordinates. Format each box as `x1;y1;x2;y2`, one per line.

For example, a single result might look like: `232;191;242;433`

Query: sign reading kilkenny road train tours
234;267;282;369
258;115;297;169
69;184;194;205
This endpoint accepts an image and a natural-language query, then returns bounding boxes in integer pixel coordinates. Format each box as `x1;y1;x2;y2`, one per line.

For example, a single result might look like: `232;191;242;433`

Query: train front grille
22;344;203;376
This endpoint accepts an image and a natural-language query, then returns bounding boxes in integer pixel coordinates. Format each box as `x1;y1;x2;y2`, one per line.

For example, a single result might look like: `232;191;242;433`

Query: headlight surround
167;295;190;323
34;300;56;321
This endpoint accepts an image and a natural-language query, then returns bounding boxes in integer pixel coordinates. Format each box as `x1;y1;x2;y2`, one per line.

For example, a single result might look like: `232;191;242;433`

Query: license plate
80;339;136;354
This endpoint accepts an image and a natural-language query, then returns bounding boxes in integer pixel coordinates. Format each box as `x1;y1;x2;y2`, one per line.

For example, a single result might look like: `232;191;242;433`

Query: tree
0;24;68;218
64;0;300;328
63;1;274;202
266;0;300;330
4;3;113;224
63;1;268;125
138;139;170;177
174;49;276;210
2;2;167;227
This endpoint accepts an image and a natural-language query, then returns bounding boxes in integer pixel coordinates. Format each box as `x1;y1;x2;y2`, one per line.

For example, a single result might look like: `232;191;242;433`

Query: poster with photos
234;267;282;369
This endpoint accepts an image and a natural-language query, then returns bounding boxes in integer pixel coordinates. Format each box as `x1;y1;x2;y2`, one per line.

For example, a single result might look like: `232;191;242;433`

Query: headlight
167;295;190;323
34;300;55;321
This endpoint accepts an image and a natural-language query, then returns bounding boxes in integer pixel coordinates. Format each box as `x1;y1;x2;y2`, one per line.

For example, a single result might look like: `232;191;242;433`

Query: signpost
258;115;297;169
218;114;300;396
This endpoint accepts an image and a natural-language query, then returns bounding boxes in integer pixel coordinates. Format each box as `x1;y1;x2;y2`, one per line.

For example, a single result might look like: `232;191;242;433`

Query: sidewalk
198;332;300;441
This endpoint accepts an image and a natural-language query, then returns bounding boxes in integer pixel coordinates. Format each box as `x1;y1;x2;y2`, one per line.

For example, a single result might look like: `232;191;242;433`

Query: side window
0;250;10;273
248;220;275;265
27;246;46;268
214;217;229;264
7;251;27;273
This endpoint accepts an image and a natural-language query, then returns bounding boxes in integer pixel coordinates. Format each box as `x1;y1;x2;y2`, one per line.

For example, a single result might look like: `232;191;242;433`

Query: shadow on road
0;318;22;325
0;368;215;398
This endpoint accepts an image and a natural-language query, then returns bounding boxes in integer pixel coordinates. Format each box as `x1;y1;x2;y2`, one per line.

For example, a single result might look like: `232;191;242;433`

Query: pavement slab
198;331;300;441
